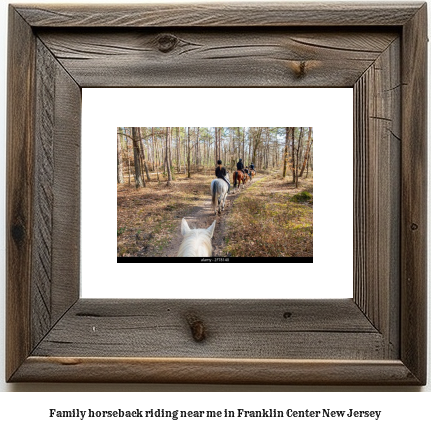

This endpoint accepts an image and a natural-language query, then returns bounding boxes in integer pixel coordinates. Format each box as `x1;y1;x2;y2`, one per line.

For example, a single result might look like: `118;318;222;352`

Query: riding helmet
217;160;222;165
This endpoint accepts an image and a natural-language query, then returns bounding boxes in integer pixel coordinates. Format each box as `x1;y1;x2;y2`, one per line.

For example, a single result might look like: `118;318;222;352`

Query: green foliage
117;227;126;237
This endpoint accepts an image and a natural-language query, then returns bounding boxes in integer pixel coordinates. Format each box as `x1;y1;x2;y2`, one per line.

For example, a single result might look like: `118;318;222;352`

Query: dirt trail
163;182;251;257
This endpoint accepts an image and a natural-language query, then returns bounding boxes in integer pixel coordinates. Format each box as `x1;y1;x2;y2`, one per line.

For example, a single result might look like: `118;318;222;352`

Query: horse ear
181;218;191;236
207;220;216;238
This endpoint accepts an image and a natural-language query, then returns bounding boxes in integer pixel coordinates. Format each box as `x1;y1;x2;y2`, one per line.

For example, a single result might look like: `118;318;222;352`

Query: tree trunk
131;127;144;188
117;130;124;184
248;128;253;165
126;130;132;185
176;127;181;174
299;127;313;177
291;127;296;185
165;127;172;185
151;127;156;171
295;127;304;188
219;127;222;163
153;128;160;182
195;127;200;172
168;128;174;179
251;127;263;166
138;127;151;182
214;127;218;164
187;127;191;178
194;127;200;170
242;128;246;163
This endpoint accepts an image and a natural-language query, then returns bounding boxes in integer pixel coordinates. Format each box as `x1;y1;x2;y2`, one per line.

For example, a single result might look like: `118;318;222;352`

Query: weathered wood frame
6;2;427;384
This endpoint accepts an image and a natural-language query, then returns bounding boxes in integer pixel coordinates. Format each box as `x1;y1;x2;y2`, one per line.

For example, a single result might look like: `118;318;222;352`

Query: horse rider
215;160;230;193
236;158;245;173
249;162;256;178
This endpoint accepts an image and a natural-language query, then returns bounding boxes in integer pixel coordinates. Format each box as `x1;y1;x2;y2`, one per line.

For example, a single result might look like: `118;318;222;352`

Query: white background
82;88;353;299
0;0;429;405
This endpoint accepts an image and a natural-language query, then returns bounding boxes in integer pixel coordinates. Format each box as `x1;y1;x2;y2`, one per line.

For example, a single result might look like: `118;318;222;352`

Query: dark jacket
236;161;244;170
215;166;227;178
250;163;255;170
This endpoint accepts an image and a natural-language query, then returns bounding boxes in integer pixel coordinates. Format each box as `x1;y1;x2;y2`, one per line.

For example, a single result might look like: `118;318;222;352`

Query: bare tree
119;127;311;184
138;127;151;182
176;127;181;174
299;127;313;178
117;129;124;184
151;127;160;182
214;127;218;163
282;127;290;178
195;127;200;170
165;127;173;185
187;127;191;178
131;127;145;188
294;127;304;188
126;129;132;185
291;127;296;185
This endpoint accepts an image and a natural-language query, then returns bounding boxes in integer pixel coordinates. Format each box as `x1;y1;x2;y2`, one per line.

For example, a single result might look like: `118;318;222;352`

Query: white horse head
177;218;216;257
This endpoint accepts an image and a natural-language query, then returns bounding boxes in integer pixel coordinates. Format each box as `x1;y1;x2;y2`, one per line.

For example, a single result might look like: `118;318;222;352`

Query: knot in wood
410;223;418;231
186;315;206;342
295;61;307;78
11;222;25;245
157;34;178;53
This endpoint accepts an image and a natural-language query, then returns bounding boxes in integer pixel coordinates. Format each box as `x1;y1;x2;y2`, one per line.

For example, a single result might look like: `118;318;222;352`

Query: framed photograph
82;87;352;300
6;2;427;384
114;123;316;264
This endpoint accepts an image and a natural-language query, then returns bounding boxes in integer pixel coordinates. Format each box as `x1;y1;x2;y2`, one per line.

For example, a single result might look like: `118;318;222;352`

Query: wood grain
37;29;398;88
400;3;428;384
32;40;56;347
6;8;36;381
6;2;427;385
353;38;401;358
31;40;81;349
12;357;420;385
50;50;81;325
32;299;384;360
15;2;423;27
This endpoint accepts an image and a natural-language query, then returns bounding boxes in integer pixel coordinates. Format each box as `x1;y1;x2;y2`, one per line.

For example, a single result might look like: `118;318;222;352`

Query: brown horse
233;170;247;193
242;171;250;186
250;169;256;182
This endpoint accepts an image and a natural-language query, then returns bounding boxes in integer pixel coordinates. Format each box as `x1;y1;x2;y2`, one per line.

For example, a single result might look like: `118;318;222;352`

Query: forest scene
117;127;313;260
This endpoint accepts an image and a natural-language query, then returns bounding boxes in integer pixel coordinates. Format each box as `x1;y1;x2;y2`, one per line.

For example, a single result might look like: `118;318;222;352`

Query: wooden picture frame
6;2;427;384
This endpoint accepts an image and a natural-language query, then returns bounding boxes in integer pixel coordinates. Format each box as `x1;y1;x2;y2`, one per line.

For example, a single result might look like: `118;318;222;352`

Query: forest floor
117;170;313;258
223;175;313;257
